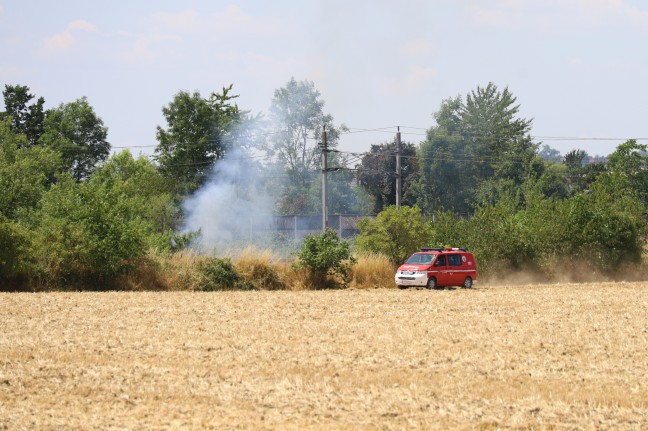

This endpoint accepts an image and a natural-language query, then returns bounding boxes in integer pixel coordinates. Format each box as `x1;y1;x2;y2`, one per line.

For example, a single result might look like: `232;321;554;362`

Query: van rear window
448;254;462;266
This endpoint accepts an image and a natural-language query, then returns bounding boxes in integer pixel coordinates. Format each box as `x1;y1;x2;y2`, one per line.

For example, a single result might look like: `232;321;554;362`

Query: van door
447;254;463;285
431;254;450;286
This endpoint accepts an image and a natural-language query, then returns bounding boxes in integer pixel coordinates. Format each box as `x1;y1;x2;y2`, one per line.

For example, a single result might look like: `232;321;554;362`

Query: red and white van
395;248;478;289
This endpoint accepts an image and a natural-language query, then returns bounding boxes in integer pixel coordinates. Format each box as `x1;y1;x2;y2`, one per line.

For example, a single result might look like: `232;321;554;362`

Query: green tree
356;139;418;213
0;119;61;218
529;161;569;200
563;149;606;193
1;84;45;147
417;96;466;213
464;194;535;271
563;149;587;192
91;150;181;251
265;78;348;214
39;97;110;181
155;85;243;194
605;139;648;204
326;152;375;214
418;83;539;214
267;78;341;179
538;144;562;162
355;205;431;264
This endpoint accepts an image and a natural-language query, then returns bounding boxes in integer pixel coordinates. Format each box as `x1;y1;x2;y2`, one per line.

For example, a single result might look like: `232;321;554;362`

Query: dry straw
350;252;396;289
3;283;648;429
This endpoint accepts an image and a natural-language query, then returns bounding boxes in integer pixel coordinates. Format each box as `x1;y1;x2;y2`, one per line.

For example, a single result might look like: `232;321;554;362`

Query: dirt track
2;282;648;430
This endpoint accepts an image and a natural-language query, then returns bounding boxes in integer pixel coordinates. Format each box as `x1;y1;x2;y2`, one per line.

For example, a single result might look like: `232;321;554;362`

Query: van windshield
405;253;434;265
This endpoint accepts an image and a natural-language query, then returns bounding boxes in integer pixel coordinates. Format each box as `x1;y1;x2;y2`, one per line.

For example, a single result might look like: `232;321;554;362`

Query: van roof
420;247;470;253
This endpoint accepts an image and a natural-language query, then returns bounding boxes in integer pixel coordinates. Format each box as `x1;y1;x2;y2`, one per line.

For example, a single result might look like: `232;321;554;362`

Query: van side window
434;255;446;267
448;254;462;266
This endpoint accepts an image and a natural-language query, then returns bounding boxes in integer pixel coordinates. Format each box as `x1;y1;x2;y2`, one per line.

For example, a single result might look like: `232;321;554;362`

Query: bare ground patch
1;282;648;429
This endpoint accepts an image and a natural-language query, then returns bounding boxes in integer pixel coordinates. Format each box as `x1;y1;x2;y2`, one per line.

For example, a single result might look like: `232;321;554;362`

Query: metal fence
211;212;480;245
262;215;374;239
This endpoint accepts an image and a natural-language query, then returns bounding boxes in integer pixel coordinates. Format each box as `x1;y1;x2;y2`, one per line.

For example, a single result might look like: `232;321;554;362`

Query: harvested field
1;282;648;430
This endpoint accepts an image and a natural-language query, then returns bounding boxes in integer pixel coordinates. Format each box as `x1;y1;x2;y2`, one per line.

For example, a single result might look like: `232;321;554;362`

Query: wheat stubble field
1;282;648;430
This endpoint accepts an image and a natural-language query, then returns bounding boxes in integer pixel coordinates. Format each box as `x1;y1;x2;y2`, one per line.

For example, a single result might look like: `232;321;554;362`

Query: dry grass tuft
151;250;210;291
351;252;396;289
278;265;312;291
111;254;168;291
233;246;287;290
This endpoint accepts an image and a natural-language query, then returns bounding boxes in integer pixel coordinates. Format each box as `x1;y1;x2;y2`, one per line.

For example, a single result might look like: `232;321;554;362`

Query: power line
24;121;648;153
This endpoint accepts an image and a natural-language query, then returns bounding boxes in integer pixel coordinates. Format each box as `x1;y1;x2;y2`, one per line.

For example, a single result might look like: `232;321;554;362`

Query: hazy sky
1;0;647;156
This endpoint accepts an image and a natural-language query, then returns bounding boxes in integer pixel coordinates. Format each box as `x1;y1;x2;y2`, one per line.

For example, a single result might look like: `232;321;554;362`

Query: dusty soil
1;282;648;430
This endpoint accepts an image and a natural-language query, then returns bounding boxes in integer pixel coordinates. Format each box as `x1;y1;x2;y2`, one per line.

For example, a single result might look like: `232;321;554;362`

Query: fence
245;213;461;240
259;215;374;239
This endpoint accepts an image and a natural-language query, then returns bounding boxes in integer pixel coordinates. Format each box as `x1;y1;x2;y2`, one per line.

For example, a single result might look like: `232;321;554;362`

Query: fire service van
395;248;478;289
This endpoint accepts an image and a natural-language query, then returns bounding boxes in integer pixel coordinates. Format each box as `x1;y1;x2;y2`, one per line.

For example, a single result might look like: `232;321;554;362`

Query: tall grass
350;252;396;289
152;250;211;291
233;247;287;290
119;248;400;290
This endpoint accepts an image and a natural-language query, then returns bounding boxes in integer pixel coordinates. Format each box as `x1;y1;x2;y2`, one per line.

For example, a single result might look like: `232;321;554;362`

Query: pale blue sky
1;0;647;156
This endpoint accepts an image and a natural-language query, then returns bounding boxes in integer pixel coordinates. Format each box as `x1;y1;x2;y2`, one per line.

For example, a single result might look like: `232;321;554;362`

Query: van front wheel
462;277;473;289
426;277;437;290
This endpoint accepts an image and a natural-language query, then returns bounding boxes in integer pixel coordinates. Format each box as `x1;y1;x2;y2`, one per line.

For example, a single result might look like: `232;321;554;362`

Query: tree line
1;80;646;289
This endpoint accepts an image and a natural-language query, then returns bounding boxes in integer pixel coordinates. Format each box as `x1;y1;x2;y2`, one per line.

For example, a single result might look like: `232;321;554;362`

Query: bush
294;228;356;289
551;186;645;273
28;175;148;289
427;185;647;279
198;257;250;291
0;215;31;288
356;205;431;264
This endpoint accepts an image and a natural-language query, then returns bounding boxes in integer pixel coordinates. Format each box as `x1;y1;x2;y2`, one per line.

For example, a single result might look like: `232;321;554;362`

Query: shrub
355;205;431;264
27;175;148;289
551;186;645;273
198;257;250;291
294;228;356;289
0;215;31;288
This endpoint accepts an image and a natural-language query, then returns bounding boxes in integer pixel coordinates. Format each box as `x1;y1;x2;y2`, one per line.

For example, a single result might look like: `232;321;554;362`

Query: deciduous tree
1;84;45;147
155;85;243;194
356;139;418;213
417;83;540;214
39;97;110;181
264;78;348;214
0;119;61;218
605;139;648;204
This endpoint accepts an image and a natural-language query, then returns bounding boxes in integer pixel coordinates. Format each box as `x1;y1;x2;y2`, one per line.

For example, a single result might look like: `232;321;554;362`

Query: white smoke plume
181;147;276;253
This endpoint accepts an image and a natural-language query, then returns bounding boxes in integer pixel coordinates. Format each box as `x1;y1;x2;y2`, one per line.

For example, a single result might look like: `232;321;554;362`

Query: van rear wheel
462;277;473;289
426;277;437;289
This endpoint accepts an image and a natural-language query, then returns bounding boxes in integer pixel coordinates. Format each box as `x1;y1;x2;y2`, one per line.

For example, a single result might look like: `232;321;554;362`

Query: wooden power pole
321;125;328;231
396;126;402;209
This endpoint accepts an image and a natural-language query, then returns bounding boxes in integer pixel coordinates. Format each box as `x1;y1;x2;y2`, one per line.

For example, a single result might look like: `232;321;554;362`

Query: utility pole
321;125;328;231
396;126;402;209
